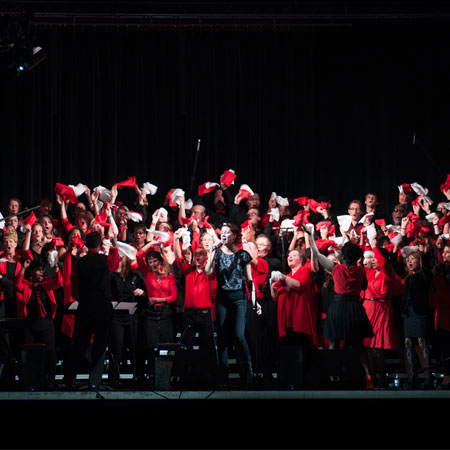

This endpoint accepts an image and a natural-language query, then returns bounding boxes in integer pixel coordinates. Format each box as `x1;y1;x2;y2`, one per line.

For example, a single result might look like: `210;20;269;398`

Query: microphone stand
412;132;445;177
1;205;41;222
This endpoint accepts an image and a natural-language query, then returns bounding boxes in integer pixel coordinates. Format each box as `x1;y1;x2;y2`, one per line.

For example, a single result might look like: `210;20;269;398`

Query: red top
274;263;318;345
191;231;201;253
429;270;450;332
251;257;269;301
137;249;177;305
363;247;405;301
177;259;215;309
332;263;366;297
14;270;63;319
61;252;76;337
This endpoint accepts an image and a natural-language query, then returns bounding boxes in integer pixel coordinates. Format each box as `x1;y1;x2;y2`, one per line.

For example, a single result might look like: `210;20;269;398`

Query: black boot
238;362;254;389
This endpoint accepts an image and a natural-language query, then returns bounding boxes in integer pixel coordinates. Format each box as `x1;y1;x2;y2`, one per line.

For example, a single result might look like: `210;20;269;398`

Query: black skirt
323;293;374;341
403;305;432;338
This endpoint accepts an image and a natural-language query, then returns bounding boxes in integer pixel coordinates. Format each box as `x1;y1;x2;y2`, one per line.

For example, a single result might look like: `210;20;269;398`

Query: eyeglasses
393;208;404;213
247;212;258;217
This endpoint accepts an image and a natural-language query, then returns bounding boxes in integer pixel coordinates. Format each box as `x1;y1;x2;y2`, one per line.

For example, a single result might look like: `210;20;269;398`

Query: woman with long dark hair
402;250;434;389
109;255;146;388
205;222;256;387
304;225;374;387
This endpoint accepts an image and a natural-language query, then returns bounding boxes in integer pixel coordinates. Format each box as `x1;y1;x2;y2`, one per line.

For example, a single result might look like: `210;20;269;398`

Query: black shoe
421;377;435;390
108;380;120;389
89;384;114;391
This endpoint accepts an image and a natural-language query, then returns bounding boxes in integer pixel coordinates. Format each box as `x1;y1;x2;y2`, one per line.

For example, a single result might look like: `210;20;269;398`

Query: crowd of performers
0;169;450;391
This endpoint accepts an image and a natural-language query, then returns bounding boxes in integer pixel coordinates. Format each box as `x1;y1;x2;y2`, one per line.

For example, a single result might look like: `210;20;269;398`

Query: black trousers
108;314;138;383
23;317;57;380
245;295;279;379
69;310;112;386
180;308;215;350
136;304;176;381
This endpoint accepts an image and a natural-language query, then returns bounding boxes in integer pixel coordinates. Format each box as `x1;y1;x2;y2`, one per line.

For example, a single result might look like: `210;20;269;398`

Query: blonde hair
2;230;18;243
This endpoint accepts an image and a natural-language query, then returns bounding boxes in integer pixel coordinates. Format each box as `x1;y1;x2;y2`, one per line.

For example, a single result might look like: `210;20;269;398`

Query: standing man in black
69;231;119;390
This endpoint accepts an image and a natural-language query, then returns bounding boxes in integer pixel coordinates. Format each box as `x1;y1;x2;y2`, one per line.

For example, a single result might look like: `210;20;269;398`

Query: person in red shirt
430;243;450;389
15;256;63;388
174;239;216;351
305;225;374;387
270;249;318;345
362;244;405;388
135;245;177;387
270;248;318;388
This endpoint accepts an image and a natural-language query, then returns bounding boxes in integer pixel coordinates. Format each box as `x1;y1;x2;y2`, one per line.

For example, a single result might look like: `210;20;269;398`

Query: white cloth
142;182;158;195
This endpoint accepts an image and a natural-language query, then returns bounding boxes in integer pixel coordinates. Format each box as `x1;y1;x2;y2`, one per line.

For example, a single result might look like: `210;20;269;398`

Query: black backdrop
1;18;450;217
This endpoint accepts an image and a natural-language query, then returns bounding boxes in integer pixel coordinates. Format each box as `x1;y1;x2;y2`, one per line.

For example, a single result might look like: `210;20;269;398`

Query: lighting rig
0;11;46;76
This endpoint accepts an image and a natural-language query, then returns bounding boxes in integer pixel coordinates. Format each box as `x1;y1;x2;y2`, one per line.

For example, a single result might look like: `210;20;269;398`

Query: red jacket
0;253;22;301
14;269;63;320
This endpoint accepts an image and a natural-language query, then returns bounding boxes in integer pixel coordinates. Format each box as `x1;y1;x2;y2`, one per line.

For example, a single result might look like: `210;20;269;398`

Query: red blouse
332;263;366;297
137;249;177;305
275;263;318;346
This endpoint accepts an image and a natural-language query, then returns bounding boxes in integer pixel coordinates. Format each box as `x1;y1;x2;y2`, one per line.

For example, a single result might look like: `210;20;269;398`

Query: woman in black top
206;223;256;386
402;250;434;388
109;255;147;388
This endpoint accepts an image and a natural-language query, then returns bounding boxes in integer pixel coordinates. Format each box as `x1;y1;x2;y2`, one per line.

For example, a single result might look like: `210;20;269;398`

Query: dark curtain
1;20;449;217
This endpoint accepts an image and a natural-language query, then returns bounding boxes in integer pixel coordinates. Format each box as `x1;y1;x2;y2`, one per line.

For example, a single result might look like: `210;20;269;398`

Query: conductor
68;231;119;389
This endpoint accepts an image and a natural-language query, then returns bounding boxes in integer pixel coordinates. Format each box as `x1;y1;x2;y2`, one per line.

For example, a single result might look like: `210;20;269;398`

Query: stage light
16;45;46;75
0;13;46;76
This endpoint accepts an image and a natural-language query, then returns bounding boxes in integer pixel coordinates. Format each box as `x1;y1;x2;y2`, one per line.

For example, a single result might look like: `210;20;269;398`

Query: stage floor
2;386;449;449
1;387;450;400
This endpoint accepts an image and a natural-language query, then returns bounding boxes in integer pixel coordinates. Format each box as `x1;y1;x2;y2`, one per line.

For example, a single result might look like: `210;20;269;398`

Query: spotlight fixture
0;11;46;76
16;45;46;75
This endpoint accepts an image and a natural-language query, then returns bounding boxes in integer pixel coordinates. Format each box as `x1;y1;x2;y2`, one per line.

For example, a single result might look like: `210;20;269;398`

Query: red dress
429;269;450;332
275;262;318;346
362;248;404;350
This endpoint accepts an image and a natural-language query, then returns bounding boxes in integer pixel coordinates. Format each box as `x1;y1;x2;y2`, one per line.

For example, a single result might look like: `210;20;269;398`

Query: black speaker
305;349;366;390
19;343;50;390
170;348;218;390
153;345;178;391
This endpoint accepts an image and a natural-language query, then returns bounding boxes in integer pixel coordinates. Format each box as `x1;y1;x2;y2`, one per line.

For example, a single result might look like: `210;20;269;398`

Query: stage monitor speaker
154;347;176;391
305;349;366;390
19;343;49;390
170;348;218;390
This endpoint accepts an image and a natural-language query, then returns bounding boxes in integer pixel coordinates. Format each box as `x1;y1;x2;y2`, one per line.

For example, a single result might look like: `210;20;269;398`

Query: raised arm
304;225;336;273
205;243;221;275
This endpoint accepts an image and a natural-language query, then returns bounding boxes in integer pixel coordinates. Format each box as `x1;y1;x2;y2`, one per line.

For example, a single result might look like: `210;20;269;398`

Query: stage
2;386;449;449
1;387;450;401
